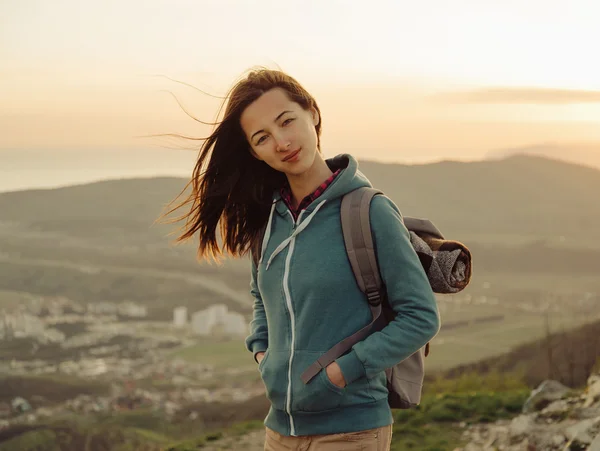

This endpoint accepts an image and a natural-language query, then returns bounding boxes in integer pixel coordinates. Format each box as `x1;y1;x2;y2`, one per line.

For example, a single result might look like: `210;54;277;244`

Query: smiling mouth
282;149;301;162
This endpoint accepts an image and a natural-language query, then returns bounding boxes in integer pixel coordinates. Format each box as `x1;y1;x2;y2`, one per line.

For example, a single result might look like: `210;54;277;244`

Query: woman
168;68;440;451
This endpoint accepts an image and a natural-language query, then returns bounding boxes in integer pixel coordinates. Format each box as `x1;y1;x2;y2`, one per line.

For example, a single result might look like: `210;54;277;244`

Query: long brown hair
162;68;323;262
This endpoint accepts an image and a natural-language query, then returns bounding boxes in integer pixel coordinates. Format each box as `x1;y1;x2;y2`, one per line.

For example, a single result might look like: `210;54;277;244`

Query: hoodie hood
261;154;371;269
273;153;372;218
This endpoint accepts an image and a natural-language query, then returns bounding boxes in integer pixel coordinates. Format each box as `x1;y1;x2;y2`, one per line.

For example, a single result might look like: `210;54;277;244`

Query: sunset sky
1;0;600;168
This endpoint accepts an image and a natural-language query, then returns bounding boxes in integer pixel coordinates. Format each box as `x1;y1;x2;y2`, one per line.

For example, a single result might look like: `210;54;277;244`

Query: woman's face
240;88;320;177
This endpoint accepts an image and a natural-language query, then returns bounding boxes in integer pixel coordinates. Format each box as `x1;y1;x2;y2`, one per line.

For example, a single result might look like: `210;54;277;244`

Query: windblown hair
163;69;322;262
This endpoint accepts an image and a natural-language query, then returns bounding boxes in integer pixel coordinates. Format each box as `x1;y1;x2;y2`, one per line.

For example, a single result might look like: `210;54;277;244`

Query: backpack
252;186;443;409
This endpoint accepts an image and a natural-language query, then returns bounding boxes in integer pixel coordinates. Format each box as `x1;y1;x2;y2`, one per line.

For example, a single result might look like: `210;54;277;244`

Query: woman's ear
311;108;320;127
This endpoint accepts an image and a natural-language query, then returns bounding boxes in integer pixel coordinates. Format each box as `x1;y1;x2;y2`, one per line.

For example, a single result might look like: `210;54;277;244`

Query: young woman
168;69;440;451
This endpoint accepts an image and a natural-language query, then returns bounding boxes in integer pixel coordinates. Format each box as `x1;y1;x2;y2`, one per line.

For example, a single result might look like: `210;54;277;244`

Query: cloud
429;87;600;104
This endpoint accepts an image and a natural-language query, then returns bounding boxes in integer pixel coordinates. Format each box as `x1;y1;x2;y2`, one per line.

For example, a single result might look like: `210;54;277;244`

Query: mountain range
2;153;598;244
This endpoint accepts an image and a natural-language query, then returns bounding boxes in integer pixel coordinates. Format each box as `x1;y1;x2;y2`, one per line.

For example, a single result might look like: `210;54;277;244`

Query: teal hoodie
245;154;440;436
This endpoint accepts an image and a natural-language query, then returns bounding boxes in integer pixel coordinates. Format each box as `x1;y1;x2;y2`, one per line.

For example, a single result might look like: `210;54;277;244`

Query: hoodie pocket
292;351;345;412
257;349;270;372
258;350;288;411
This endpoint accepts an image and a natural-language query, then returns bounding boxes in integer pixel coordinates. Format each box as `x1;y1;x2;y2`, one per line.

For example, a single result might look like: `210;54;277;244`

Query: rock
540;399;571;421
589;431;600;451
568;439;591;450
551;434;566;446
510;415;535;440
510;437;533;451
523;380;571;413
565;418;599;445
483;424;509;449
571;406;600;420
588;373;600;390
584;373;600;408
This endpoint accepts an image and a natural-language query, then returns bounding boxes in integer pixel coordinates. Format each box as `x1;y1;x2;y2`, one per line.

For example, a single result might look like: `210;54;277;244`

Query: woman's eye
282;118;294;126
256;136;267;145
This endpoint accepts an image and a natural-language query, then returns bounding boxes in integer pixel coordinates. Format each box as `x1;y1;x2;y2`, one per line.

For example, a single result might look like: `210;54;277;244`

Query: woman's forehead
241;88;298;125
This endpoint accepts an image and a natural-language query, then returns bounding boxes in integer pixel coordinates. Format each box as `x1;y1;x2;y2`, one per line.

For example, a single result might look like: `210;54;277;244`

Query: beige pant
264;425;392;451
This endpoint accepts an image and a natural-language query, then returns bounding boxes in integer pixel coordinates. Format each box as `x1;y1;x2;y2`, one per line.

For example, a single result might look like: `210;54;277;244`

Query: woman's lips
282;149;301;162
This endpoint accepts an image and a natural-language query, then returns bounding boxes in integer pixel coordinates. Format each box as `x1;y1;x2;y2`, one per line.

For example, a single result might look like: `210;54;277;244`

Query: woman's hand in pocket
256;352;265;365
325;361;346;388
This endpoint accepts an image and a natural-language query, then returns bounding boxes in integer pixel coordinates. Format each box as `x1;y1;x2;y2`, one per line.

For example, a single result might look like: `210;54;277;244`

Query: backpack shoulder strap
340;187;384;304
342;189;433;359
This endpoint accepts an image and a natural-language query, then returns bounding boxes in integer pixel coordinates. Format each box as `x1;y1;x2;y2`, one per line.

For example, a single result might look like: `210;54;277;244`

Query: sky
1;0;600;190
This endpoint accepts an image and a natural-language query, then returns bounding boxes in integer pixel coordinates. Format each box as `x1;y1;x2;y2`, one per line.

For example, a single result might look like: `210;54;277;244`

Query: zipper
283;209;301;436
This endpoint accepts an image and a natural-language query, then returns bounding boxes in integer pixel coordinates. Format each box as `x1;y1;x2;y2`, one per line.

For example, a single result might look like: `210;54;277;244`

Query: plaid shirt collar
280;169;341;220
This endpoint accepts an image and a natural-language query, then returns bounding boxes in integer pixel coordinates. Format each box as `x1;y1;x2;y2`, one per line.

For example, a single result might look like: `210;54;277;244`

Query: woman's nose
275;137;291;152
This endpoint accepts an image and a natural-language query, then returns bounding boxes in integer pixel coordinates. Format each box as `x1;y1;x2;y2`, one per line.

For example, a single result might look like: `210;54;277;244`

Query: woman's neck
286;155;333;210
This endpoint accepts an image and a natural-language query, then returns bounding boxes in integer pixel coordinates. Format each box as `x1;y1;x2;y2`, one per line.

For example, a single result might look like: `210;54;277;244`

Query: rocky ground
201;371;600;451
457;372;600;451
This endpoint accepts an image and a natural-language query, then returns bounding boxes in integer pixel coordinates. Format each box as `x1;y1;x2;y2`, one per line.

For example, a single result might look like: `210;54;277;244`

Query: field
428;311;594;370
473;271;600;294
170;293;599;376
170;339;259;375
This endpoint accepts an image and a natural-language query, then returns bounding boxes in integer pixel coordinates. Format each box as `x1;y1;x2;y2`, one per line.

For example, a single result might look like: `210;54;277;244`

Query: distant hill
1;154;599;244
485;143;600;171
0;176;187;240
357;154;600;242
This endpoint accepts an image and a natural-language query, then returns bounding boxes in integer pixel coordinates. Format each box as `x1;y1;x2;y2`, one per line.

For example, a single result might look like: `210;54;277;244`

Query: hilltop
1;154;599;244
485;142;600;171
